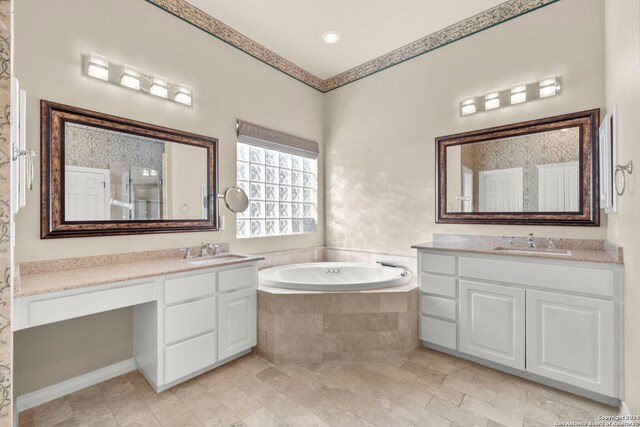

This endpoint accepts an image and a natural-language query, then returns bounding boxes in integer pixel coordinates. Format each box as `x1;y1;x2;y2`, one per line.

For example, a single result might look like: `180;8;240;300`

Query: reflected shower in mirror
64;123;208;221
446;127;580;213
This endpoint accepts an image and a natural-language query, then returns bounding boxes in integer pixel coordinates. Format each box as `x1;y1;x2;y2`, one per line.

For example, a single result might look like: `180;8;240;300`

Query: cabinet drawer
459;257;615;297
218;266;256;293
420;315;456;350
421;295;456;321
165;272;216;304
420;273;456;297
165;297;216;345
419;252;456;275
165;331;217;384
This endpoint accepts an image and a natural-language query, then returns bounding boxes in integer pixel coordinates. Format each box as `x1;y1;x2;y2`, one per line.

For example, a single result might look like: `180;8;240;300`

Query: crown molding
146;0;560;93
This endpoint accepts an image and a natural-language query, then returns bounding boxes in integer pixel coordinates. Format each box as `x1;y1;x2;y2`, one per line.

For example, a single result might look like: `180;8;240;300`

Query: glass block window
236;143;317;238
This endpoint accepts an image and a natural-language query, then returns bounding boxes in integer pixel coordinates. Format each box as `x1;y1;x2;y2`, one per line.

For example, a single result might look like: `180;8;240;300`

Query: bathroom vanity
413;236;624;403
13;251;261;394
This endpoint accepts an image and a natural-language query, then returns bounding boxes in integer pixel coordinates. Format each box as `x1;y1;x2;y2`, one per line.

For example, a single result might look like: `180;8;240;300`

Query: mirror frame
436;109;600;226
41;100;219;238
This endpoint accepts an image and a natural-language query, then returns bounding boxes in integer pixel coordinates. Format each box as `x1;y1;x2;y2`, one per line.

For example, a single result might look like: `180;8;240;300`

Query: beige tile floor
18;347;619;427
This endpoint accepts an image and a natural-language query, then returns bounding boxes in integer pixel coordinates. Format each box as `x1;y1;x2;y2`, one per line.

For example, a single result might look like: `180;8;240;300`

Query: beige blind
236;120;319;159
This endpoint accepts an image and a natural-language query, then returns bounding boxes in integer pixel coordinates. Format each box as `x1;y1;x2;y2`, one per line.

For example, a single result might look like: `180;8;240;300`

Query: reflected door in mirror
64;123;208;222
445;128;581;213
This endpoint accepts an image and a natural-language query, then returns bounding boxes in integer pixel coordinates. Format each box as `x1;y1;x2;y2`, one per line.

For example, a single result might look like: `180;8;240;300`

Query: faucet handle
548;238;557;250
180;248;193;259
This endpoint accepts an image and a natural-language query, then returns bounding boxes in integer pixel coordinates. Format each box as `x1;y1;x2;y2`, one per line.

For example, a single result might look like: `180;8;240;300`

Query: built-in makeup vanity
413;234;624;404
14;248;262;395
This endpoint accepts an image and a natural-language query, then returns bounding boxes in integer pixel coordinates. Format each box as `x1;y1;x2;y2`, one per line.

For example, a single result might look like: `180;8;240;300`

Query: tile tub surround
412;234;623;264
15;248;264;297
257;246;325;270
256;287;420;363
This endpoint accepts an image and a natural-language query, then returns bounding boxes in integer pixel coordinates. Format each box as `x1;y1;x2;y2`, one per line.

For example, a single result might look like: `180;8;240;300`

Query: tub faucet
377;261;411;275
527;233;536;249
377;261;398;268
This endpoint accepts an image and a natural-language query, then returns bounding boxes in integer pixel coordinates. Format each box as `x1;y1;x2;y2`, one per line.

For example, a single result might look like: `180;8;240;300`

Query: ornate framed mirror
436;109;599;226
41;100;219;238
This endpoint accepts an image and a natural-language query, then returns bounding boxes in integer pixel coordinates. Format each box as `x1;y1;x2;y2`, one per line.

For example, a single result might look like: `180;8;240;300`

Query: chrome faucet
180;247;194;259
200;243;214;257
527;233;536;249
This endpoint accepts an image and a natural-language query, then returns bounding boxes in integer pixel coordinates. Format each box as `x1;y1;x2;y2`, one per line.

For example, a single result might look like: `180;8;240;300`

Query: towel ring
614;161;633;196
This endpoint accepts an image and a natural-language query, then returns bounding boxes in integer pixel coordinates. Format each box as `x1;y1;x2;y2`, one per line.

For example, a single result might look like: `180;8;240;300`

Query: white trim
15;359;136;413
619;401;631;417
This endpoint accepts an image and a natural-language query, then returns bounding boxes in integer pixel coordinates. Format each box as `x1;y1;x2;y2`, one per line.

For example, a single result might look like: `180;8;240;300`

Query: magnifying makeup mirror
219;187;249;213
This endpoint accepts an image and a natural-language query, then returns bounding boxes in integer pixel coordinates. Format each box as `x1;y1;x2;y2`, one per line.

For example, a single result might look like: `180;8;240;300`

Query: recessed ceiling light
322;31;340;44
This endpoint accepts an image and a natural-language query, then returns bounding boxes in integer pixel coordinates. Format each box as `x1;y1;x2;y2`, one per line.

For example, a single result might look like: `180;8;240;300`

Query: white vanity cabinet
218;287;257;359
526;290;615;395
417;249;624;401
459;280;525;370
133;263;258;391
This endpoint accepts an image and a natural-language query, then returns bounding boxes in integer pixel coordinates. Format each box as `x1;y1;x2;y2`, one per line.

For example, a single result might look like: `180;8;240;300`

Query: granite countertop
411;234;623;265
15;248;264;298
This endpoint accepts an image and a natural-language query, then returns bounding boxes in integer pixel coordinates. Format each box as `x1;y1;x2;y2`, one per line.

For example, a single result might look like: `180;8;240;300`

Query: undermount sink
493;247;573;256
187;254;249;266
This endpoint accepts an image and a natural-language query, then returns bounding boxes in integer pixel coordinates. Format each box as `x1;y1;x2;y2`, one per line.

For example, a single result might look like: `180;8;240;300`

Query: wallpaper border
145;0;560;93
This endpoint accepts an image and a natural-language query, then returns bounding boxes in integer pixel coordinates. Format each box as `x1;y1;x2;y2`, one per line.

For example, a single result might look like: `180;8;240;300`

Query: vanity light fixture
149;75;169;98
86;52;109;81
460;74;562;117
510;82;527;104
461;96;476;116
174;84;192;106
83;52;193;107
539;74;559;98
485;90;500;110
322;31;341;44
120;64;141;90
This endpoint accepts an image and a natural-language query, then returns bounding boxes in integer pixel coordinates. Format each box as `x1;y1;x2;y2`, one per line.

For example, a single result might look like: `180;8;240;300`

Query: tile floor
18;347;619;427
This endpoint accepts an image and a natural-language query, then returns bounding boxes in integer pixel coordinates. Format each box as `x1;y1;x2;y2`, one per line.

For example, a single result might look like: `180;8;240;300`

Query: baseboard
619;401;631;416
15;358;136;413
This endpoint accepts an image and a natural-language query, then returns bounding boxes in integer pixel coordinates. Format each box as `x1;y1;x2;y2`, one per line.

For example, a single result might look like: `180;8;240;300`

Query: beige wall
324;0;606;256
605;0;640;414
13;0;323;395
13;309;133;396
14;0;325;261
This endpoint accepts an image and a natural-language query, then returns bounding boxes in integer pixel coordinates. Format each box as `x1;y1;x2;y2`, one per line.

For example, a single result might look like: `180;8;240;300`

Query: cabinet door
460;280;525;369
526;290;615;396
218;288;256;360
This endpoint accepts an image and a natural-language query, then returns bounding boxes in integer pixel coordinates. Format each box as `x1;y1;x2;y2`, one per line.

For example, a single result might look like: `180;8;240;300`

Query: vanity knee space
415;249;623;401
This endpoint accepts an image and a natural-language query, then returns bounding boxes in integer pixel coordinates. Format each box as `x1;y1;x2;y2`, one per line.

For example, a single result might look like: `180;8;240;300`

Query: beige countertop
15;249;264;298
412;234;623;265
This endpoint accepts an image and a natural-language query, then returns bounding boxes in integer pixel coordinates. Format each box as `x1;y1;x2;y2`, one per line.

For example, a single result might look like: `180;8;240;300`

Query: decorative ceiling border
146;0;560;93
